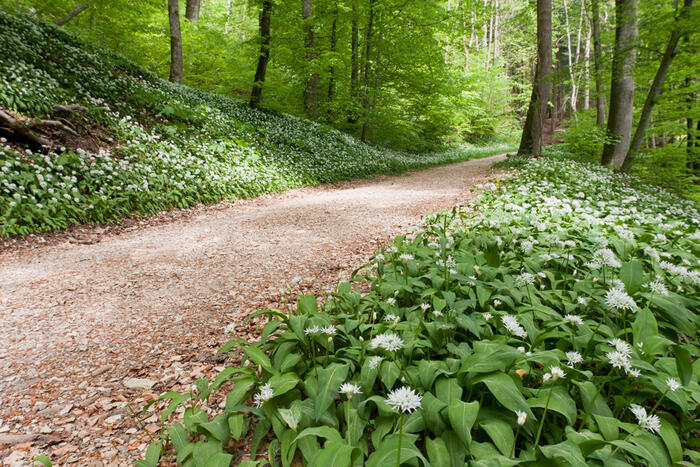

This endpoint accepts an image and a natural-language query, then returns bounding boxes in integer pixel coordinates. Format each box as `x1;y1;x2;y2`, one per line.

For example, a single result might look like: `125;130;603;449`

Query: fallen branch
52;104;88;113
0;108;80;148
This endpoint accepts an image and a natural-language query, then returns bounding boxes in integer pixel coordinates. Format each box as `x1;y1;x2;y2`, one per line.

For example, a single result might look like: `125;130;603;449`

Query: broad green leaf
203;453;233;467
243;345;274;374
447;399;479;448
426;437;451;466
620;260;644;294
269;372;301;397
658;418;683;463
295;426;344;444
592;415;619;441
480;417;513;456
225;376;255;409
461;341;522;373
527;386;577;425
435;377;462;403
673;345;692;387
632;308;658;345
365;433;424;467
472;372;533;418
298;295;318;314
539;440;586;467
32;457;52;467
421;391;448;435
314;363;349;421
279;401;303;430
168;422;190;451
310;441;356;467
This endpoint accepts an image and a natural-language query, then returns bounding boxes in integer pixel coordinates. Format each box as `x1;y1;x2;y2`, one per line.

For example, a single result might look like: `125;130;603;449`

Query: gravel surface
0;154;505;465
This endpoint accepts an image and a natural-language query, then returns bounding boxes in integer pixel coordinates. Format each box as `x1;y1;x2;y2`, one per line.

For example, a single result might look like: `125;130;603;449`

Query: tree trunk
584;24;591;109
600;0;637;168
361;0;376;142
302;0;319;118
349;0;360;122
250;0;272;107
620;0;694;172
517;0;553;156
563;0;577;114
186;0;201;22
328;2;338;107
168;0;184;84
591;0;606;126
225;0;232;33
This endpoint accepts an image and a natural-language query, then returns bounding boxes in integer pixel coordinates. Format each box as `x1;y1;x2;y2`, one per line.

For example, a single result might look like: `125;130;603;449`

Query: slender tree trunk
493;0;500;64
349;0;360;122
302;0;319;118
361;0;376;141
486;0;494;71
517;0;553;156
250;0;272;107
56;2;90;26
591;0;606;126
584;25;591;109
225;0;232;33
168;0;184;84
601;0;638;167
328;2;338;108
621;0;694;172
186;0;201;22
563;0;578;113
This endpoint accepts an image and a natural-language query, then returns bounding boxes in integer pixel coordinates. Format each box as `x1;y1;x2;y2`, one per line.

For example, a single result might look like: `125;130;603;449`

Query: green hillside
0;10;511;237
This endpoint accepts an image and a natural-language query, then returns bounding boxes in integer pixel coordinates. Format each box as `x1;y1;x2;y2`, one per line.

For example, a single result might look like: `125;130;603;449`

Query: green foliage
560;111;609;164
143;153;700;465
0;10;513;237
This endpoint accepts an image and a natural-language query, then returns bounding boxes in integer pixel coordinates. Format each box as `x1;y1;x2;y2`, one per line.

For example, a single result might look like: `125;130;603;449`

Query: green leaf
539;440;587;467
243;345;274;374
461;341;522;373
472;371;533;418
298;294;318;314
435;377;463;403
365;433;424;467
33;456;53;467
310;441;356;467
592;415;619;441
225;376;255;409
294;426;344;444
426;437;451;466
203;453;233;467
421;391;448;435
620;260;644;294
313;363;349;421
269;372;301;397
228;413;249;440
527;386;577;425
447;399;479;448
658;418;683;463
480;417;514;456
279;401;303;430
673;345;692;387
632;308;658;345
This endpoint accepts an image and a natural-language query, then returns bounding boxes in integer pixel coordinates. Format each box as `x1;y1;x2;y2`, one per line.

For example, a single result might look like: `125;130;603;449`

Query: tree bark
361;0;376;142
168;0;184;84
250;0;272;107
186;0;201;22
517;0;553;156
349;0;360;122
600;0;637;167
591;0;606;126
302;0;319;118
621;0;694;172
328;2;339;107
55;2;90;26
225;0;232;33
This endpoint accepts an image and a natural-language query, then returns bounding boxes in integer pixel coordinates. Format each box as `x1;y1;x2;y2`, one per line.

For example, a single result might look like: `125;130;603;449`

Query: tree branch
55;3;90;26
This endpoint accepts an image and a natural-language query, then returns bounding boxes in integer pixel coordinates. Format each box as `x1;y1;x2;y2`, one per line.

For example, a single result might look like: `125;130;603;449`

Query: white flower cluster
370;332;404;352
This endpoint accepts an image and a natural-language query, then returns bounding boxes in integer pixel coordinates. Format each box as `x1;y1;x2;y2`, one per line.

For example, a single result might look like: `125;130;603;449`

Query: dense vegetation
0;10;510;237
138;150;700;466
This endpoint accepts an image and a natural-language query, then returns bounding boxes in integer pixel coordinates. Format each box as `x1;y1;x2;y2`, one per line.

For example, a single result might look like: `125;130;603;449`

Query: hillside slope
0;10;511;237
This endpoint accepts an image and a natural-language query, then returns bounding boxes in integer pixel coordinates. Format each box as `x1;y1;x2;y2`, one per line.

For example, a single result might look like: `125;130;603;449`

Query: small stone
123;378;156;390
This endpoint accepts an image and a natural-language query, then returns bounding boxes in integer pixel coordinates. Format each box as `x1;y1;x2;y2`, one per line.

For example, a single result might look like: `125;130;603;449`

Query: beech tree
302;0;318;118
167;0;183;84
186;0;201;22
250;0;272;107
517;0;552;156
601;0;638;168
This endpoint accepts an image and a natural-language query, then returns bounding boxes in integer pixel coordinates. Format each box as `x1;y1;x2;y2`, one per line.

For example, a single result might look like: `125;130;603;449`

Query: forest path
0;153;505;466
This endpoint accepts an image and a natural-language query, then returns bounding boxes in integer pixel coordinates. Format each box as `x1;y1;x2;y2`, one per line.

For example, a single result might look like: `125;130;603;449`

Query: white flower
627;368;641;378
542;373;552;383
304;325;320;335
385;386;422;413
368;356;383;369
630;405;661;434
565;351;583;367
386;297;397;306
420;303;431;311
399;253;414;262
592;248;622;268
550;366;566;381
432;310;443;317
339;382;362;396
646;280;669;296
606;351;631;371
562;314;584;326
224;322;237;333
493;299;502;306
483;313;493;321
605;288;637;312
384;313;399;322
515;272;535;287
370;333;404;352
515;410;527;425
502;314;527;338
253;383;274;408
666;378;681;392
322;326;337;335
608;338;632;357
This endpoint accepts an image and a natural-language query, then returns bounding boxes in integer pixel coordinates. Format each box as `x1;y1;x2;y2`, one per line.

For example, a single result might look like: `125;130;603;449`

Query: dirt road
0;154;505;465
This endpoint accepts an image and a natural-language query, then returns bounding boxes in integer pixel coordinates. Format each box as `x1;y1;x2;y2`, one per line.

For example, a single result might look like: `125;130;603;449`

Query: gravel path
0;153;505;466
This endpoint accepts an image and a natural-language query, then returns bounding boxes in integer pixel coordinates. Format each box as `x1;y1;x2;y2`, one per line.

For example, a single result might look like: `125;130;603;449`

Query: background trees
5;0;700;196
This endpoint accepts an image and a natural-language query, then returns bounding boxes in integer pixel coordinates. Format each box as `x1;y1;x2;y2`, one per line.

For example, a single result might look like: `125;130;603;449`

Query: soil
0;153;505;466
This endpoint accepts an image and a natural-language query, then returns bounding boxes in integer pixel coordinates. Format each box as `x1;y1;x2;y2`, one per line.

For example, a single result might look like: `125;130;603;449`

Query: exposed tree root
0;105;87;149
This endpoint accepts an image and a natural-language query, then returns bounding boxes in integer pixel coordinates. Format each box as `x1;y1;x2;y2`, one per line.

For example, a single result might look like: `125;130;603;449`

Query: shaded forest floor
0;154;505;466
